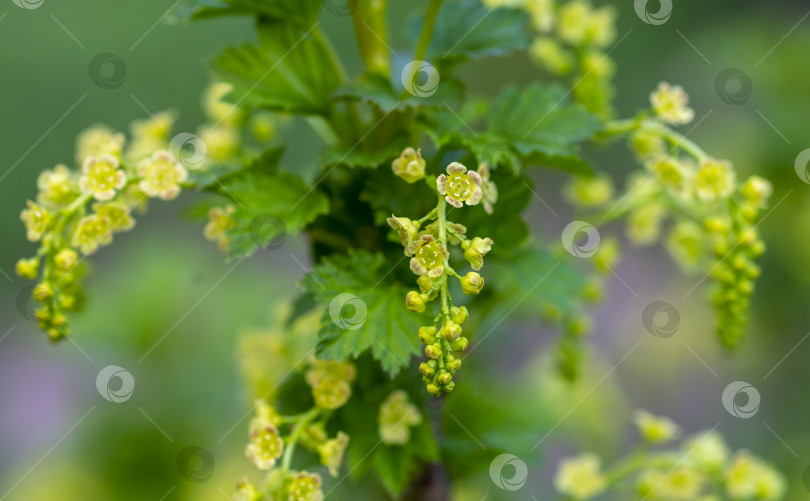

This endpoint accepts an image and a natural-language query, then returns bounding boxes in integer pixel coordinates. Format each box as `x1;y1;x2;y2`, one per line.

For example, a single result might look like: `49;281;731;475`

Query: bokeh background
1;0;810;499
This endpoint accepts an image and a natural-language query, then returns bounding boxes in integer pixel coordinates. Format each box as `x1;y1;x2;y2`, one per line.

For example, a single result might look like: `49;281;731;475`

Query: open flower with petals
695;158;736;202
409;235;449;277
76;126;125;165
379;390;422;445
289;472;324;501
245;425;284;470
93;202;135;233
79;155;126;201
137;150;188;200
476;163;499;213
554;454;607;500
387;215;421;253
20;201;52;242
633;410;679;444
204;205;236;252
71;214;113;255
437;162;483;208
462;237;493;270
651;82;694;125
317;432;349;477
37;164;77;208
392;147;426;184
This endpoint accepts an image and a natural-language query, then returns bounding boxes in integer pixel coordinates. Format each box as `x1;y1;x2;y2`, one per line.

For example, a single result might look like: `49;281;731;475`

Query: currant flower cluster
17;111;187;340
554;410;786;500
387;149;497;396
570;82;772;349
235;358;356;501
486;0;618;117
378;390;422;445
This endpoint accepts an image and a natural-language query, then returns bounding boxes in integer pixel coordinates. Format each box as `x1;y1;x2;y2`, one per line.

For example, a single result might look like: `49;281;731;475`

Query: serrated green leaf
333;74;465;113
301;250;431;376
489;245;587;316
418;0;531;65
177;0;321;28
211;20;341;115
218;149;329;260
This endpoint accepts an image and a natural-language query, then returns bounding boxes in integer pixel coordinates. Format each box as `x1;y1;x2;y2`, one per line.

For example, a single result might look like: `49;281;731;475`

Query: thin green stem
278;407;321;498
351;0;390;76
602;117;709;161
413;0;444;63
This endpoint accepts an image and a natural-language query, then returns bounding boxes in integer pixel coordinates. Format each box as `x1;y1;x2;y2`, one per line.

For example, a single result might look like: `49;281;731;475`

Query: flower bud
426;383;441;396
417;274;436;293
445;354;461;372
33;282;53;302
441;321;462;341
437;371;452;385
15;258;39;279
462;237;493;271
405;291;426;313
425;343;442;360
450;306;469;325
54;248;79;271
461;272;484;295
419;326;437;345
450;336;469;352
419;361;436;377
391;147;426;184
443;381;455;392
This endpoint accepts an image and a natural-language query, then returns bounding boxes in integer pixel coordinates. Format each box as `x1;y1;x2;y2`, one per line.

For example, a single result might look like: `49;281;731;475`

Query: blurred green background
1;0;810;500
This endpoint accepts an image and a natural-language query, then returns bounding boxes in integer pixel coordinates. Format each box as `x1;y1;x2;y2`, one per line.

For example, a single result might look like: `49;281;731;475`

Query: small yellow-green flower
245;424;284;470
584;5;617;48
637;467;705;500
627;203;666;245
387;215;421;253
695;158;736;202
462;236;493;271
632;130;667;160
564;174;614;208
137;150;188;200
199;124;239;161
306;359;356;410
79;154;127;201
15;258;39;279
204;205;236;252
554;453;607;500
667;221;706;272
460;271;484;295
437;162;483;208
54;248;79;271
476;163;499;214
76;125;125;165
317;431;349;477
36;164;77;208
93;202;135;233
526;0;554;32
683;430;729;471
557;0;591;45
741;175;772;207
651;82;694;125
203;81;243;125
725;452;786;501
125;110;176;162
71;214;113;255
289;472;324;501
379;390;422;445
633;410;679;444
20;201;52;242
409;235;449;277
233;478;260;501
651;156;687;188
392;147;426;184
530;37;574;75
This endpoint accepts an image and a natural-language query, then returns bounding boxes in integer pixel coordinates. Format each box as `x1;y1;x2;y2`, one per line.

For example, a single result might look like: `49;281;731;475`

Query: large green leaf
211;20;341;115
178;0;321;28
419;0;531;65
301;250;431;376
218;149;329;260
